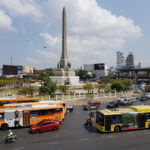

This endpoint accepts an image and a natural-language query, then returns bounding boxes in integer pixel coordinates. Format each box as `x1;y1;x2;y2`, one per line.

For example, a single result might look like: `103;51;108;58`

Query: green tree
94;84;103;93
121;78;133;90
19;86;37;97
99;78;111;86
76;70;91;81
0;80;7;88
39;77;57;97
58;85;68;94
83;83;94;94
34;68;54;80
0;77;24;89
111;80;124;92
104;86;112;93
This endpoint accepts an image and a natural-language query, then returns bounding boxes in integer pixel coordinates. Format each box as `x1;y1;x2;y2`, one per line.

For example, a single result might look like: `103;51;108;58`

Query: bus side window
145;113;150;121
40;109;55;115
40;110;52;115
112;115;121;124
53;108;62;112
30;111;39;117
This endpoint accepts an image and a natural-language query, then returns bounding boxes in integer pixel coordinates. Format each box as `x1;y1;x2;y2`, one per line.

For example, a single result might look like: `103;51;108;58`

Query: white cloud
0;0;42;21
26;57;39;64
26;57;40;68
40;33;59;48
0;9;14;31
1;0;140;68
44;0;141;38
35;0;142;68
37;49;58;60
36;49;59;68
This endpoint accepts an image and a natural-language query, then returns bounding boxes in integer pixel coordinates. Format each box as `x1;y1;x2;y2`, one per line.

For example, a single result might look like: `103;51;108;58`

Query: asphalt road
1;97;150;150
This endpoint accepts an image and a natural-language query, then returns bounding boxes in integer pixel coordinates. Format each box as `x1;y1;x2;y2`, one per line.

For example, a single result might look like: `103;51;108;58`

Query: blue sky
0;0;149;69
99;0;150;65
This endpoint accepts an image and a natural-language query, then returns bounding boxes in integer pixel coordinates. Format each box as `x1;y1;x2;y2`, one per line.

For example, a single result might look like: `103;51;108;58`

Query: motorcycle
84;118;93;127
2;135;17;144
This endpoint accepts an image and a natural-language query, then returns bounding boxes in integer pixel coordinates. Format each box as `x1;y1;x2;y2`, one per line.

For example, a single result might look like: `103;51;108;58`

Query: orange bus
0;104;64;130
0;97;40;108
4;100;66;117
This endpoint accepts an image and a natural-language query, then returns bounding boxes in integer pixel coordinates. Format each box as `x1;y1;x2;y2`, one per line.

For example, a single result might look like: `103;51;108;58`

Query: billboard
17;66;23;74
23;66;33;74
94;63;105;70
2;65;33;75
3;65;19;75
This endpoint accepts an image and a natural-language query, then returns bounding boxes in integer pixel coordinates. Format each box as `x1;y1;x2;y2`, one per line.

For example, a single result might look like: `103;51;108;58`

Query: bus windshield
96;112;104;125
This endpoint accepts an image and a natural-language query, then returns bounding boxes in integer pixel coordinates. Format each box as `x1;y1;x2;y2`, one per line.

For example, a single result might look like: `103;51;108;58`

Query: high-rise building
126;52;134;68
137;62;141;68
83;63;108;79
116;51;125;69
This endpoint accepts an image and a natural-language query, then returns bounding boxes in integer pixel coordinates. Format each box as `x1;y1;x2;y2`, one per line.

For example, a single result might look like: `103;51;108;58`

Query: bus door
105;116;112;131
137;114;146;128
23;111;30;126
4;110;23;127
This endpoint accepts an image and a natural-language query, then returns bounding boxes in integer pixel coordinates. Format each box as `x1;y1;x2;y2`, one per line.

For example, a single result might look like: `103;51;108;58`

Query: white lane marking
14;146;24;150
48;142;58;145
80;138;88;141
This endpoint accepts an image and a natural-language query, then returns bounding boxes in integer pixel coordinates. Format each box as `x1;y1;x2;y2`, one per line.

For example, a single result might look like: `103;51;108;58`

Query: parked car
83;101;101;110
66;106;74;113
140;96;147;101
130;95;137;102
116;97;126;104
30;119;60;134
122;98;133;105
116;99;123;105
106;101;119;109
145;93;150;99
117;97;133;105
118;97;126;101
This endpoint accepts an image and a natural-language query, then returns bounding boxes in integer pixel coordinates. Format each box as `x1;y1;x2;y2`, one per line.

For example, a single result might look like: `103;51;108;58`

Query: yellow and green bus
96;105;150;133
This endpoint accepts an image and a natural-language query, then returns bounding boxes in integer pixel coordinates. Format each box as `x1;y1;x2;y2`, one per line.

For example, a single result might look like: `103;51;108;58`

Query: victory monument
50;7;80;85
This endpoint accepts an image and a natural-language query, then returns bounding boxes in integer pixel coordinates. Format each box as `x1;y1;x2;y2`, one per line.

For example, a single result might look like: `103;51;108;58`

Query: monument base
50;76;80;85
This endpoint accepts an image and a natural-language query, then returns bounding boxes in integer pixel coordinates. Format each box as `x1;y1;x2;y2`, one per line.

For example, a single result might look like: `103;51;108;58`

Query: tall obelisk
50;7;79;85
59;7;70;70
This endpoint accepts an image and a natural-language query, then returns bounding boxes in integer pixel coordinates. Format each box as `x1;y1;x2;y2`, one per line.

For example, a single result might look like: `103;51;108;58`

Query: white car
145;93;150;99
121;98;133;105
130;95;137;102
118;97;126;101
117;97;127;105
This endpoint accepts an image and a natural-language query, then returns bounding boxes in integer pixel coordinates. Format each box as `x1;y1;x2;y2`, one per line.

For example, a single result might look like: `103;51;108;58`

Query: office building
116;51;125;69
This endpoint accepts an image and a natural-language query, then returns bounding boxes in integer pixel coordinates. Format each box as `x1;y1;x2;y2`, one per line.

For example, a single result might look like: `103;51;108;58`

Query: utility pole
11;56;13;65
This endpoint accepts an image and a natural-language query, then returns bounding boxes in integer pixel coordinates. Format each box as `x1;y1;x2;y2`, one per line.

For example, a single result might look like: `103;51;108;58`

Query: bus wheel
1;123;8;130
114;126;121;132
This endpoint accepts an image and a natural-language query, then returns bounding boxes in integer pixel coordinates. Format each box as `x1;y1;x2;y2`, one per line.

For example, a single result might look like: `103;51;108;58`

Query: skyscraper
126;52;134;68
116;51;125;69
